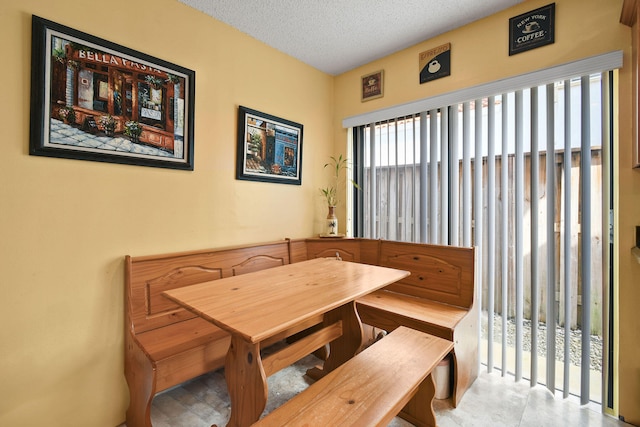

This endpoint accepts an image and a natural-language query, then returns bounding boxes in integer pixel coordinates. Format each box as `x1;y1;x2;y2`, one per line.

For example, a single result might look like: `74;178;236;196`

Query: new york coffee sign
509;3;555;56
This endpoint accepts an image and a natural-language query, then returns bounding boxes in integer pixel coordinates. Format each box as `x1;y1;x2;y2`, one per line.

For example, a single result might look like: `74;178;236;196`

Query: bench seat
135;317;228;362
125;240;298;427
356;289;478;407
253;326;453;427
357;290;468;339
298;237;478;406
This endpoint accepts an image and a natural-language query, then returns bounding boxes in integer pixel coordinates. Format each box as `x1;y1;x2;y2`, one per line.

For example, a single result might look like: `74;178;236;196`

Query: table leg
308;301;363;378
225;335;267;427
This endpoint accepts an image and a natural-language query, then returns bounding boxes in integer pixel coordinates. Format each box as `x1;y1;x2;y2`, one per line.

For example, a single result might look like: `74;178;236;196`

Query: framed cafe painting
29;15;195;170
236;106;303;185
361;70;384;102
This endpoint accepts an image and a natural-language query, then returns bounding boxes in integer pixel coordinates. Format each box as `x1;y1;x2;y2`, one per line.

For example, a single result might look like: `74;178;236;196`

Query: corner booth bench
124;237;477;426
293;238;479;407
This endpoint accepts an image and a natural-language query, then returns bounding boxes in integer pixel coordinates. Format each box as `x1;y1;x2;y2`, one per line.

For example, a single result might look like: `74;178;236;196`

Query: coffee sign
509;3;555;56
419;43;451;84
361;70;384;102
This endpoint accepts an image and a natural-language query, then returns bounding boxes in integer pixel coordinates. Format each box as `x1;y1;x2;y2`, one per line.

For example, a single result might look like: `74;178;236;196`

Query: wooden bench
298;238;478;406
253;326;454;427
124;240;323;427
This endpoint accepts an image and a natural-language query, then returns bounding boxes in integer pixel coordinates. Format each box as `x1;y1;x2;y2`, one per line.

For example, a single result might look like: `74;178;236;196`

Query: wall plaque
361;70;384;102
509;3;555;56
419;43;451;84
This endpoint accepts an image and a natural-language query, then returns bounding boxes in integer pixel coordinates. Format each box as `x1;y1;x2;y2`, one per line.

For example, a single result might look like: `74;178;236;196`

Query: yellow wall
333;0;640;423
1;0;639;425
0;0;333;425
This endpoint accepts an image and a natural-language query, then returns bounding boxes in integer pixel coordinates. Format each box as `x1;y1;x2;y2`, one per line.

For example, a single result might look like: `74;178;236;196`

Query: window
351;66;616;408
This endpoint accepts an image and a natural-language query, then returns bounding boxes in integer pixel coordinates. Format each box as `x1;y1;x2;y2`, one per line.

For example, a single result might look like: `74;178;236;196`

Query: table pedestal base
225;336;267;427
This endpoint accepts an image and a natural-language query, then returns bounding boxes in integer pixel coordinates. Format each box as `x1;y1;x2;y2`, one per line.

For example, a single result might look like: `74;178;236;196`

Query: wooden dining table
162;257;410;427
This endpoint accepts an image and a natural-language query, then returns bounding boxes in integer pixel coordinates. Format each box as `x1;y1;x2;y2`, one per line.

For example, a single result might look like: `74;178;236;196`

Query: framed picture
29;15;195;170
361;70;384;102
509;3;555;56
236;106;303;185
419;43;451;84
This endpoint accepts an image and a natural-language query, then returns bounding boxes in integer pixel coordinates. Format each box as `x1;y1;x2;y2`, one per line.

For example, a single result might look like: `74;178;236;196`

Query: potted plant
166;74;180;85
52;47;66;64
248;131;263;159
58;106;76;124
124;121;143;142
145;75;164;89
99;114;116;136
319;154;360;236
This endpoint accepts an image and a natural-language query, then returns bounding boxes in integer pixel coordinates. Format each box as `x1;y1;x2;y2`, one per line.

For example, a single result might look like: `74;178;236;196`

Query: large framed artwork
29;15;195;170
236;106;303;185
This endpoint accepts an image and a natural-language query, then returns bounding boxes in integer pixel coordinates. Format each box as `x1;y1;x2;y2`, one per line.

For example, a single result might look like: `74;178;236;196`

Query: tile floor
130;341;632;427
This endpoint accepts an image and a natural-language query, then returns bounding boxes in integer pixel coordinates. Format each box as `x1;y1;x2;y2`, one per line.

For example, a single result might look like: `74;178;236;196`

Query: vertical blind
351;60;617;407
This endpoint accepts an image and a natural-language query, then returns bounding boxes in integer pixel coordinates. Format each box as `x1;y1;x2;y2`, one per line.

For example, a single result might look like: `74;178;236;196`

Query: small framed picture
509;3;555;56
236;106;303;185
361;70;384;102
419;43;451;84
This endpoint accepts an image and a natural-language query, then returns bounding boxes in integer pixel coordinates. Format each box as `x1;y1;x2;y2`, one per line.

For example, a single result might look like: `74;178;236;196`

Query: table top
163;258;409;343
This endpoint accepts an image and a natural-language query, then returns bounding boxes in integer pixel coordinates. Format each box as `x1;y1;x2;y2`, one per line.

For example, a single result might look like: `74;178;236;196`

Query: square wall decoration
361;70;384;102
419;43;451;84
509;3;556;56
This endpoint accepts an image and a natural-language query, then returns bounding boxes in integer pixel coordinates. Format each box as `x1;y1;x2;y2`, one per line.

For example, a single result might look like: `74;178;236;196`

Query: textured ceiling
178;0;523;75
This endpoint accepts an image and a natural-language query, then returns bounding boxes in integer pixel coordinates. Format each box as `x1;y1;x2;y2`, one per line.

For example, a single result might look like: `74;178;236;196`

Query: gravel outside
481;312;603;372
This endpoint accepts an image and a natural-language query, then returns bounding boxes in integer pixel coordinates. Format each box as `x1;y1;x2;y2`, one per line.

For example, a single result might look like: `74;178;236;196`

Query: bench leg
125;342;156;427
399;373;437;427
451;305;479;406
225;335;268;427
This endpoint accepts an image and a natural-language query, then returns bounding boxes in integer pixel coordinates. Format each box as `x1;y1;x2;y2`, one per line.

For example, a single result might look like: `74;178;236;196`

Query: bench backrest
304;238;381;265
126;238;474;334
126;240;291;334
303;238;475;309
379;240;475;309
305;238;363;262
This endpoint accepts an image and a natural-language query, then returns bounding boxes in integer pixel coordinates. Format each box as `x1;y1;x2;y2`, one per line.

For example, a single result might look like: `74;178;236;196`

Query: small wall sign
509;3;555;56
419;43;451;84
361;70;384;102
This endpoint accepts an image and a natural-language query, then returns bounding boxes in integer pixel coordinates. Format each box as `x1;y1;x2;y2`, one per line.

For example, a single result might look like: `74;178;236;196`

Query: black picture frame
29;15;195;170
236;106;303;185
509;3;555;56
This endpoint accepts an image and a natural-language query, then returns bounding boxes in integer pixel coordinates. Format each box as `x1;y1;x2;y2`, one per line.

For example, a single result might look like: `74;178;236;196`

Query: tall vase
326;206;338;236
